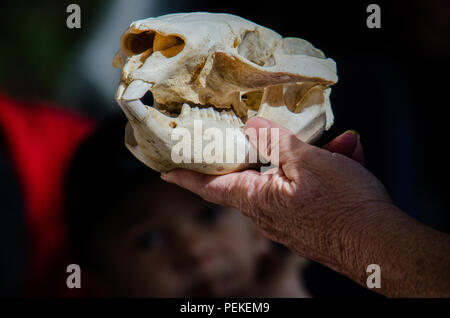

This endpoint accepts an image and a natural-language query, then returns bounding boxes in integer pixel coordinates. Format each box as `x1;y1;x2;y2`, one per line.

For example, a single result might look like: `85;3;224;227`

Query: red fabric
0;93;95;296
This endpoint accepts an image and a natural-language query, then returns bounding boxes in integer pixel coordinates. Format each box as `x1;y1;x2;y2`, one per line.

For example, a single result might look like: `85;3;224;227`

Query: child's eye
198;207;224;225
135;231;163;249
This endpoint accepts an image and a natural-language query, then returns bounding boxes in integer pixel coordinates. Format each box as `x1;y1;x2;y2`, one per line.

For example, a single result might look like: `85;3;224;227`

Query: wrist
323;200;450;297
319;200;400;286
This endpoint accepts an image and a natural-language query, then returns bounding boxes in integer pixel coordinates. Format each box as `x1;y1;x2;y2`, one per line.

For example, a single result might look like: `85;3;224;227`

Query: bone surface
114;12;338;174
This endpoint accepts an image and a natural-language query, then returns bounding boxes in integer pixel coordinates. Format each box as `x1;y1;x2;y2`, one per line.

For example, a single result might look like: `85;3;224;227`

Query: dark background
1;0;449;296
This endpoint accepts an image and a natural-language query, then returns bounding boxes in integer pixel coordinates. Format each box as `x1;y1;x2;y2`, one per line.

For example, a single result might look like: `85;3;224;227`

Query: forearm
328;202;450;297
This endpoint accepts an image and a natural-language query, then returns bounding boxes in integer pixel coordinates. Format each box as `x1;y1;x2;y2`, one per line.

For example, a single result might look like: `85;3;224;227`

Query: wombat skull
114;12;338;174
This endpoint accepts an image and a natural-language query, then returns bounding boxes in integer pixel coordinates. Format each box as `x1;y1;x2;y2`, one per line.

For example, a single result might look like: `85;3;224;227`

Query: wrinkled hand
162;117;392;268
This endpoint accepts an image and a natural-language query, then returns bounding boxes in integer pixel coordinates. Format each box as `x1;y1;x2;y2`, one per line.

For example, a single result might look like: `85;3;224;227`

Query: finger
352;134;365;165
323;130;364;165
161;168;263;210
244;117;308;167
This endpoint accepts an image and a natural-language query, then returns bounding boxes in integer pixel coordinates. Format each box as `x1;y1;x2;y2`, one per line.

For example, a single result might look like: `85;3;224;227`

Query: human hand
161;117;393;269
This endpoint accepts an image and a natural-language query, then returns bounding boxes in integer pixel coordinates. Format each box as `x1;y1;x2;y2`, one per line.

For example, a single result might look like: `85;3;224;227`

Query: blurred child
65;115;310;297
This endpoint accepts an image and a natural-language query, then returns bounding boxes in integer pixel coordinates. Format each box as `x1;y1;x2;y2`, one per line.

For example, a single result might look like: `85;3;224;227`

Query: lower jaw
123;96;246;126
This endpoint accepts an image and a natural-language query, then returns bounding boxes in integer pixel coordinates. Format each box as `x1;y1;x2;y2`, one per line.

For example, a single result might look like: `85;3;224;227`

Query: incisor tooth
122;80;153;101
125;100;149;122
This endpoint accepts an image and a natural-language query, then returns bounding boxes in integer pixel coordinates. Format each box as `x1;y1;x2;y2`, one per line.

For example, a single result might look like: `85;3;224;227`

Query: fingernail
346;130;360;141
160;173;169;181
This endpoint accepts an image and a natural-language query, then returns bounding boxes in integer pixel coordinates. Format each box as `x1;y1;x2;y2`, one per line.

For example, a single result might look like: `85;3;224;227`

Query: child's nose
172;230;215;270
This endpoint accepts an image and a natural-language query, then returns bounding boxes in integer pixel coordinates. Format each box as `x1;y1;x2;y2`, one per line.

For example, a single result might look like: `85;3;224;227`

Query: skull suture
114;12;338;175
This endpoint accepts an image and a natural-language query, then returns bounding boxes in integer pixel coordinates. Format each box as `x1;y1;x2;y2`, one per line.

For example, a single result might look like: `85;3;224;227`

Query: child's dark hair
64;114;160;271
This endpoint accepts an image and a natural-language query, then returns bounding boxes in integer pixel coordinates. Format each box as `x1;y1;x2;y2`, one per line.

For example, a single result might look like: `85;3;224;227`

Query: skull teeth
125;99;149;121
179;103;243;125
121;91;244;126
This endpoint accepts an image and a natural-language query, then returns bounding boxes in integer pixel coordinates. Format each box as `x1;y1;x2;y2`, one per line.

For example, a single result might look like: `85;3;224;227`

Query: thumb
245;117;308;167
323;130;365;165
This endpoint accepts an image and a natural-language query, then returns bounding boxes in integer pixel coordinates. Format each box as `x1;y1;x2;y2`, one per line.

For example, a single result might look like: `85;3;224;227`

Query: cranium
114;12;338;175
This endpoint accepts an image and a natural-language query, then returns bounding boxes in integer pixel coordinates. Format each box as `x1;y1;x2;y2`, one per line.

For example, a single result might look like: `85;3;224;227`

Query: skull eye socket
122;31;155;56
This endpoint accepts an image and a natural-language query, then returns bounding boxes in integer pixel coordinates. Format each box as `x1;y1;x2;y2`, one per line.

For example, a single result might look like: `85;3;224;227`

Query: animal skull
114;12;338;175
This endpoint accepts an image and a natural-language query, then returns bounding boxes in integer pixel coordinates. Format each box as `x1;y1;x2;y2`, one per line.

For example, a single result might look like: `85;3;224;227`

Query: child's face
96;181;268;297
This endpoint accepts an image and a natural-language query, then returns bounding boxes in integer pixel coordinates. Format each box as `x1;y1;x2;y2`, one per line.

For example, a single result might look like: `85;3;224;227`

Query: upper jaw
116;79;245;126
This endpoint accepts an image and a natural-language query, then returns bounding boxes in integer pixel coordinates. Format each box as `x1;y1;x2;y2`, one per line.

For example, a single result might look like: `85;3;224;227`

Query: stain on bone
153;33;185;58
261;85;284;107
241;90;263;111
261;83;325;113
112;50;124;68
210;52;332;92
293;83;325;112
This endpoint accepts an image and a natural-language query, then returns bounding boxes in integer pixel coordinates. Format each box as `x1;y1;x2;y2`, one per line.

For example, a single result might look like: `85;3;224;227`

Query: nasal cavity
122;31;185;59
122;31;155;56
